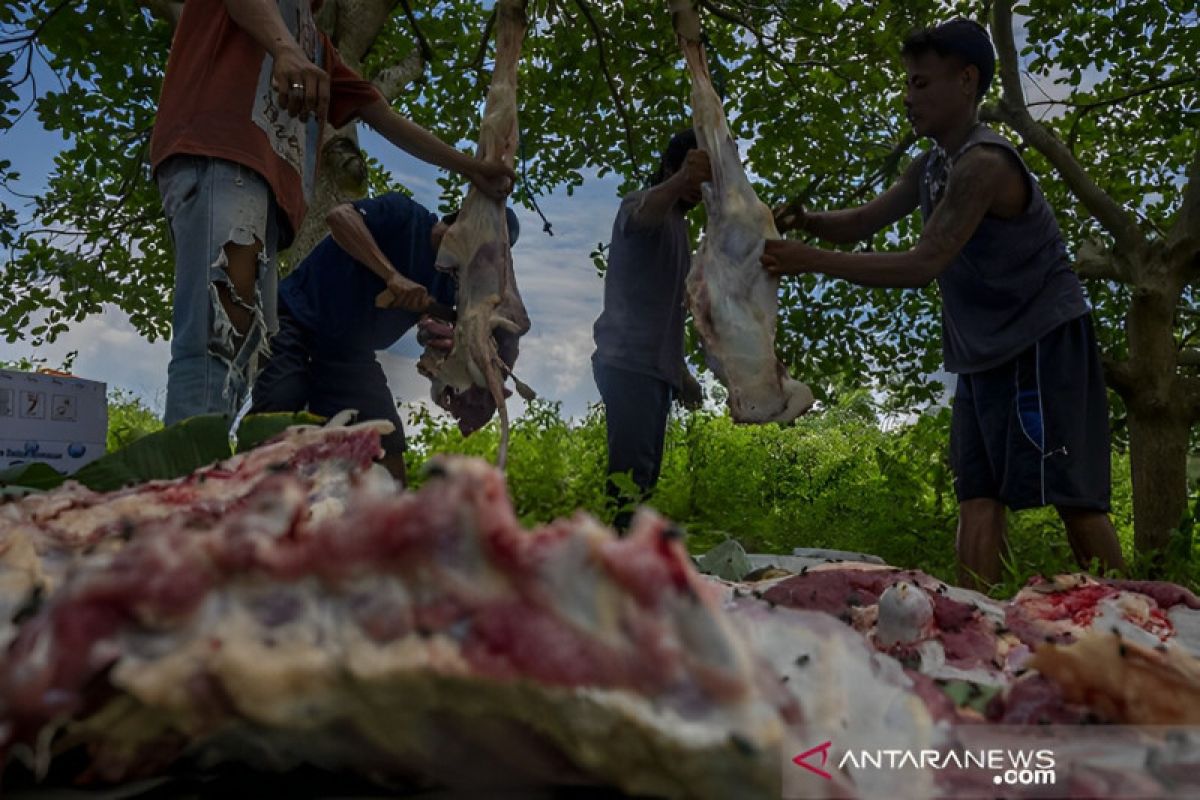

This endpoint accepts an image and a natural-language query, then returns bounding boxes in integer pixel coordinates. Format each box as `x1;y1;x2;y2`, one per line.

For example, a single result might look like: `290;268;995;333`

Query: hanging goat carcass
383;0;534;468
670;1;814;424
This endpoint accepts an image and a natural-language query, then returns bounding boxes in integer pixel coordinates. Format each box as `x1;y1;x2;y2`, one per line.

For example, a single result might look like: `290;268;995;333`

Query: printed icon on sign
0;388;12;417
51;394;77;422
19;390;45;419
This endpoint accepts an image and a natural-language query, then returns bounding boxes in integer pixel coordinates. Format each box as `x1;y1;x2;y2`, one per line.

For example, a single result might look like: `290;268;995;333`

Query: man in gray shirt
760;20;1125;589
592;130;710;530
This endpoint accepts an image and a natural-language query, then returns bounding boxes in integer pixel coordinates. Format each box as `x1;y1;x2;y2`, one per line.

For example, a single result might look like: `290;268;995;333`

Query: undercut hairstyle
901;18;996;103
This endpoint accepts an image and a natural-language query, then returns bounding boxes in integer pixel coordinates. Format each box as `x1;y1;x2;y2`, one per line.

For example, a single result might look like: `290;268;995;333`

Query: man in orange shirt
150;0;513;425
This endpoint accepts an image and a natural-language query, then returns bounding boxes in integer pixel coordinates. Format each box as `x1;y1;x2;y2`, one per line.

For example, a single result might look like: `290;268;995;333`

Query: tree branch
396;0;435;63
323;0;398;70
1073;237;1130;284
1180;375;1200;423
1025;73;1198;111
1169;148;1200;258
1;0;74;47
698;0;851;82
470;8;497;75
372;48;424;101
573;0;642;181
775;132;918;233
1064;73;1198;152
990;0;1148;260
1103;355;1138;399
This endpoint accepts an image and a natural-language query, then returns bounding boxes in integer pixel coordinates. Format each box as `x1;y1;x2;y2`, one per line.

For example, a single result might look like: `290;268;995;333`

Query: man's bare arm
778;156;924;244
762;147;1003;287
629;149;711;229
326;203;431;311
357;100;515;201
222;0;329;120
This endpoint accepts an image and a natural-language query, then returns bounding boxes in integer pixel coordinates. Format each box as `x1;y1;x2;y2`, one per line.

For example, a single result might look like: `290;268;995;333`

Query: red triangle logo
793;740;833;780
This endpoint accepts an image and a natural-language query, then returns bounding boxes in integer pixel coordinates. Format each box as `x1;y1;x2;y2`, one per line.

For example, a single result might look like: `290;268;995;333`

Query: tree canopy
2;1;1193;404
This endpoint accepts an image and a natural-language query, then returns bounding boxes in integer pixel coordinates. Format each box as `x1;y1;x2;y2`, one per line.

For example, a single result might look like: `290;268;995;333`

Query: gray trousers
592;360;673;531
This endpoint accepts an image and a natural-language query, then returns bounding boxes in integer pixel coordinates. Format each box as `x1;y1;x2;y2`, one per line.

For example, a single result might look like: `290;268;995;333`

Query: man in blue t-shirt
250;191;519;483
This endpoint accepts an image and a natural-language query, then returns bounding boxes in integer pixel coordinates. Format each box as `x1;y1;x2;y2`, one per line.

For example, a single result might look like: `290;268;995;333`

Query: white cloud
0;306;171;414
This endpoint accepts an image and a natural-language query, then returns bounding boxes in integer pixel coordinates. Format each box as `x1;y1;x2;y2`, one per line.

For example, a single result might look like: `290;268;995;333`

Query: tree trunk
1119;255;1190;559
282;0;407;266
282;125;368;268
1127;407;1190;559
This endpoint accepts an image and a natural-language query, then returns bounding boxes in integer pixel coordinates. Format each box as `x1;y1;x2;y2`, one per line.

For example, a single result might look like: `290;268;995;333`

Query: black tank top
919;124;1089;373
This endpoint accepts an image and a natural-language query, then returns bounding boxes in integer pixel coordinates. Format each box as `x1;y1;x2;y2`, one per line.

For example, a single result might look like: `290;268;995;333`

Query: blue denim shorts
156;155;281;425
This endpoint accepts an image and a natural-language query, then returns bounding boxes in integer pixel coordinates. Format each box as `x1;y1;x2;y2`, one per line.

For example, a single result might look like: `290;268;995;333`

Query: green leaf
0;461;69;491
70;414;234;492
698;538;751;581
235;411;325;453
938;680;1003;714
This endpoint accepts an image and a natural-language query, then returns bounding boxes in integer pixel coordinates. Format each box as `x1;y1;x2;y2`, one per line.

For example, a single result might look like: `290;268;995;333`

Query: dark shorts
250;301;406;456
950;314;1111;512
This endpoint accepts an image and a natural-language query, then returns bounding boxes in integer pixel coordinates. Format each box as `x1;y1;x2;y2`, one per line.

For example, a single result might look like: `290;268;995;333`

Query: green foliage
1011;0;1199;383
0;1;172;347
106;387;162;451
71;414;234;492
235;411;326;453
404;399;610;528
0;461;66;491
403;398;1196;596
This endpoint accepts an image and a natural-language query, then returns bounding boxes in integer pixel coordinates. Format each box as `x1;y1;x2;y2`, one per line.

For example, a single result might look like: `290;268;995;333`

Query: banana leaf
0;462;67;491
235;411;325;453
1;412;334;494
69;414;235;492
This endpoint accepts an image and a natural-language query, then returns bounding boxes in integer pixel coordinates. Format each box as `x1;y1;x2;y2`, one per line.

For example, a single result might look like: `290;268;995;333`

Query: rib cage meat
0;426;790;798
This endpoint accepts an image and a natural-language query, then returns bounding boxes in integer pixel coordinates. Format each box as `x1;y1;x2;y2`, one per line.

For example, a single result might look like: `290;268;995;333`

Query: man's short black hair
901;18;995;102
651;129;698;186
440;206;521;246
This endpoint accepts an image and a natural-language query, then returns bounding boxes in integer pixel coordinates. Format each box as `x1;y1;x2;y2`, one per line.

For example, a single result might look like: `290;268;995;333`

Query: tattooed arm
761;146;1017;288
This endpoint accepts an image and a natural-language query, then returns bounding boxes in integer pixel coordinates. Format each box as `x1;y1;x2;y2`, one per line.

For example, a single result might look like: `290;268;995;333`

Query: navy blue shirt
279;192;455;353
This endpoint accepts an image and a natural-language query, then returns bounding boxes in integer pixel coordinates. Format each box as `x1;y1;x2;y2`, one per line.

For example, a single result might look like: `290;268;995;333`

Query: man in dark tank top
760;19;1125;590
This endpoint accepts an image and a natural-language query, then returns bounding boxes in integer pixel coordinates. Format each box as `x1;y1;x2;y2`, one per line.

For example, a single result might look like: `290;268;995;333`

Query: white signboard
0;369;108;474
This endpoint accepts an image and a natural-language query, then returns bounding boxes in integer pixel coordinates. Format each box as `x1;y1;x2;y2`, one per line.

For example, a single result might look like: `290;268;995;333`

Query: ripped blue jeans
157;155;281;426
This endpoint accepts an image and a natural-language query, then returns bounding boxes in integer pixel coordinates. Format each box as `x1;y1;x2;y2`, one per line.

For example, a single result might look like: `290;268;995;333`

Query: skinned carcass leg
415;0;532;469
670;1;814;424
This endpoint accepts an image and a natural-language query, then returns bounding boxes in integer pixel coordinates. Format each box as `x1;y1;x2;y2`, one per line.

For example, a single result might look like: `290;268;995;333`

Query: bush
401;397;1194;596
106;388;163;452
